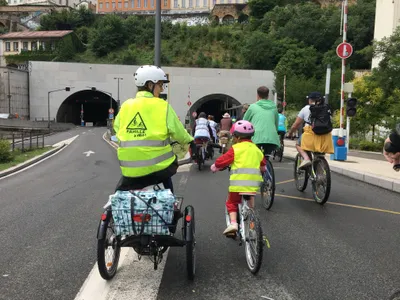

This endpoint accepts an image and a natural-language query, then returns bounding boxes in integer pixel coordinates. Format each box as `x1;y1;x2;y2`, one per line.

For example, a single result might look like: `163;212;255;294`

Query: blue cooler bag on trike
110;188;176;236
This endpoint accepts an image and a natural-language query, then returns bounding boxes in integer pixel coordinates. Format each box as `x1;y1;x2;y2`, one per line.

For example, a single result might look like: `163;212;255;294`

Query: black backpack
309;103;332;135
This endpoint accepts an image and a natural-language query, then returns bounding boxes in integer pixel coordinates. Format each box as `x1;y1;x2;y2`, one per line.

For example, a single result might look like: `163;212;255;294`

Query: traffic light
346;97;357;117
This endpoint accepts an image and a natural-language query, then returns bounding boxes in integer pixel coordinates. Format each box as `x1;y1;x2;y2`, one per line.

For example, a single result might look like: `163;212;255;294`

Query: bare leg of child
229;212;237;224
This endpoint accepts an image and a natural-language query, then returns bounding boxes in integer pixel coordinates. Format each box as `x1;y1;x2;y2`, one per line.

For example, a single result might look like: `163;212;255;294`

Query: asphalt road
158;157;400;300
0;127;122;300
0;128;399;300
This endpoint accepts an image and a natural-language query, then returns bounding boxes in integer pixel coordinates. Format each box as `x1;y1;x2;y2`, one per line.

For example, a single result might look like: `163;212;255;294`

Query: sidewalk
283;139;400;193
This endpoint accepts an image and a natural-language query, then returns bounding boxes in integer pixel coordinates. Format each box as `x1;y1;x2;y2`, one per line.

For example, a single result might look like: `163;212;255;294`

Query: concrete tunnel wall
29;61;275;123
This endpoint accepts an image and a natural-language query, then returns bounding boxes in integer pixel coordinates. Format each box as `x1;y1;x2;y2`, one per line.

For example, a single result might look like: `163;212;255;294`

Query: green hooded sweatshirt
243;99;280;147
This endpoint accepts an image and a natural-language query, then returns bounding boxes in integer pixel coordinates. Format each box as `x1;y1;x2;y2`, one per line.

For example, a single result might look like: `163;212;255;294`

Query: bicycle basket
111;190;180;236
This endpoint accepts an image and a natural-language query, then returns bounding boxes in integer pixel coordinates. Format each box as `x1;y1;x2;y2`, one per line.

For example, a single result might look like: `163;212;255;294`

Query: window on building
212;0;215;5
173;0;177;7
13;42;19;52
99;2;103;8
203;0;206;7
112;2;115;8
137;0;140;7
220;0;223;3
31;41;37;51
118;1;122;7
131;0;134;6
163;0;167;6
5;42;10;52
106;2;109;7
22;42;28;51
144;0;147;7
51;42;55;50
181;0;185;7
124;1;128;7
39;41;45;50
195;0;198;6
151;0;153;7
189;0;192;7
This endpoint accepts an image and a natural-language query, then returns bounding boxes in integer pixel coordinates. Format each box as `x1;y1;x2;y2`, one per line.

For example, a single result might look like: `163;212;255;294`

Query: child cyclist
210;120;266;235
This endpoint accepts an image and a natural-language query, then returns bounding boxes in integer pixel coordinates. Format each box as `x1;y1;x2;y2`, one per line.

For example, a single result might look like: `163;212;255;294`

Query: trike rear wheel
97;216;121;280
184;205;196;280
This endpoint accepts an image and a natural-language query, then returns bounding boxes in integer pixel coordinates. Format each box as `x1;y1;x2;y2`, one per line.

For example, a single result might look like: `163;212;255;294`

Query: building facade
0;30;73;67
371;0;400;69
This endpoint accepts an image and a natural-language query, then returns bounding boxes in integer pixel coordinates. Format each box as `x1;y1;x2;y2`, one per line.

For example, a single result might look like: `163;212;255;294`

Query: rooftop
0;30;73;39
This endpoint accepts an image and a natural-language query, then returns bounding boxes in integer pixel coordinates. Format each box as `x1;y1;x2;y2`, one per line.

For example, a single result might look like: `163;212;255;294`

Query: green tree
0;0;8;6
248;0;278;19
373;26;400;96
351;75;388;140
89;14;126;57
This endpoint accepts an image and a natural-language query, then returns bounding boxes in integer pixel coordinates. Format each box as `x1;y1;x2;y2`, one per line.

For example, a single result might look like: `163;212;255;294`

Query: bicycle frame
225;195;252;244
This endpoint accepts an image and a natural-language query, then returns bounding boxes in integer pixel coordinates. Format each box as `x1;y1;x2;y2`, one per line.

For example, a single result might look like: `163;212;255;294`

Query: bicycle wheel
260;158;275;210
97;215;121;280
294;154;309;192
278;141;284;162
311;157;331;205
244;209;263;274
197;147;203;171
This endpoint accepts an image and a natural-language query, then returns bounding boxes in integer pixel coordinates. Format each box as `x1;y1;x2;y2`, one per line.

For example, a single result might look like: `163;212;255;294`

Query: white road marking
261;296;275;300
0;135;79;181
83;150;95;157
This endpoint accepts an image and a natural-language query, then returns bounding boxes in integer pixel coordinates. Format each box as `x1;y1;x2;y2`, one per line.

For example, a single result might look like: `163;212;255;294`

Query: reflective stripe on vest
119;138;171;148
119;151;174;167
116;92;176;178
229;141;263;193
230;180;261;187
230;168;261;175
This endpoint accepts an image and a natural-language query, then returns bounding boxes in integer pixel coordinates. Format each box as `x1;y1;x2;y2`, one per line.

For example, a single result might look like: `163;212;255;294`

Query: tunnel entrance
186;94;241;128
56;90;118;126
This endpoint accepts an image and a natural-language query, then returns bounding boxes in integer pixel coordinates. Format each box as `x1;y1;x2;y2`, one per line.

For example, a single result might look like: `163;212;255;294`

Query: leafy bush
358;140;383;152
0;139;12;163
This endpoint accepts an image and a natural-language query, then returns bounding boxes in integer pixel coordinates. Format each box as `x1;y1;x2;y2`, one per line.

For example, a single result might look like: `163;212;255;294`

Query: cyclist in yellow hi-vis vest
113;65;196;193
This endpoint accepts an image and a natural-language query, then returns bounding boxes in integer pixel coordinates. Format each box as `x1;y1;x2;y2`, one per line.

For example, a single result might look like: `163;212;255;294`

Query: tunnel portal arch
56;89;118;126
186;93;241;128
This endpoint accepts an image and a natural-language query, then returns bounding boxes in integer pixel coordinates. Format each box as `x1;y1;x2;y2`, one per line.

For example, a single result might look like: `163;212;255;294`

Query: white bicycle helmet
134;65;169;87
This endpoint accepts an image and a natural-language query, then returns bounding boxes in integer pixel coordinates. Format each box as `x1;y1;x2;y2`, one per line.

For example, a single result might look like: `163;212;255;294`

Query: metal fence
0;130;47;152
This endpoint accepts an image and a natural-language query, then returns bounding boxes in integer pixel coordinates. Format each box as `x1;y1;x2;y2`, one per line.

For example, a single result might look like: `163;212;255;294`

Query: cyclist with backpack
287;92;334;169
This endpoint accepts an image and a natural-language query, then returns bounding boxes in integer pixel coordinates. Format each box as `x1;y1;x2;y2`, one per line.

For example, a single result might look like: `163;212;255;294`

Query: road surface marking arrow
83;150;95;157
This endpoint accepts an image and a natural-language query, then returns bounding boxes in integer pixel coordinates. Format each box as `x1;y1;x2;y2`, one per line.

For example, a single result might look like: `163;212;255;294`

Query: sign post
337;0;352;140
109;108;114;120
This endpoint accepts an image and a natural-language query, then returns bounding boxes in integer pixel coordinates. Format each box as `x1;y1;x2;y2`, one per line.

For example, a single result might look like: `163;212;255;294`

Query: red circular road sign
192;111;197;118
108;108;114;114
336;42;353;59
282;101;287;107
187;101;192;106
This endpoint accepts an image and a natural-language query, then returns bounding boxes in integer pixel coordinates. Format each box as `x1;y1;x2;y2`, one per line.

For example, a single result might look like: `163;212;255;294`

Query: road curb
283;154;400;194
0;144;66;178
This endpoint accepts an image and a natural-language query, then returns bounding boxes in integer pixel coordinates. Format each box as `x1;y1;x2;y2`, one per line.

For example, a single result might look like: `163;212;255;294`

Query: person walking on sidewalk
243;86;280;156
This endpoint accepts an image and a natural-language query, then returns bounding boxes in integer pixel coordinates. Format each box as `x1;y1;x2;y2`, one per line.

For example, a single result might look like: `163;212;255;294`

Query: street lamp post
113;77;123;108
3;70;14;114
48;87;72;129
154;0;161;66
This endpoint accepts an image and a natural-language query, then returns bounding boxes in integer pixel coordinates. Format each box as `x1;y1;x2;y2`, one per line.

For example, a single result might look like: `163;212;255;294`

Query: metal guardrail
0;130;47;152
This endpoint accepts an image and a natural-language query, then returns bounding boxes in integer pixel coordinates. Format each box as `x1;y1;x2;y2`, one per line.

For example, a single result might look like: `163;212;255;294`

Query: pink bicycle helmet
233;120;255;137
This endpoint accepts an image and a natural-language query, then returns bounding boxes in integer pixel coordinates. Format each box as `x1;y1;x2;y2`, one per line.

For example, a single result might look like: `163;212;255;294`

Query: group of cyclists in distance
113;64;400;238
